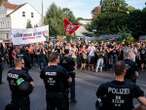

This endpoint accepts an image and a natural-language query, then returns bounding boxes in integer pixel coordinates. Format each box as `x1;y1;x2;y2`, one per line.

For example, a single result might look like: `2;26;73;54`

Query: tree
90;12;129;35
101;0;128;13
26;20;32;28
141;8;146;35
127;6;135;13
88;0;137;36
89;0;146;39
63;8;76;23
0;0;4;6
91;6;101;18
127;10;143;39
44;4;76;36
44;3;65;36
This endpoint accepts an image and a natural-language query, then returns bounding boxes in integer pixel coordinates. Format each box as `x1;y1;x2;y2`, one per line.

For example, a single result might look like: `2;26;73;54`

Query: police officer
61;49;77;103
7;58;34;110
96;61;146;110
40;52;70;110
0;54;3;84
124;49;139;83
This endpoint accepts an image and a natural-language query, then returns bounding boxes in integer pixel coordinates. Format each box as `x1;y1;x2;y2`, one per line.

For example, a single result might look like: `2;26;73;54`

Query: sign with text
11;25;49;45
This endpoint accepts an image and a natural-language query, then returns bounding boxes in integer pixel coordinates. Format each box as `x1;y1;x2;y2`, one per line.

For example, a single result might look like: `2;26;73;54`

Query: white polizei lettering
8;73;19;79
108;87;130;95
45;72;57;76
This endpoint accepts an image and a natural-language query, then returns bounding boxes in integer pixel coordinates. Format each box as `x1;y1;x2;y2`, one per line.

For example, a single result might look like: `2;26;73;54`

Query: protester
88;43;96;71
96;48;104;72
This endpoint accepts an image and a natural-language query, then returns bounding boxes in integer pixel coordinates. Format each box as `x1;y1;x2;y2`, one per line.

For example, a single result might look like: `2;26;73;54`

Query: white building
0;1;42;41
78;19;91;26
75;19;91;37
75;25;88;37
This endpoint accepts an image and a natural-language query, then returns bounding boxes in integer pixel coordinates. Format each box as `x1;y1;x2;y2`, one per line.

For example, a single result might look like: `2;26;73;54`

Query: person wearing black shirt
60;49;77;103
7;58;34;110
140;45;146;71
0;54;3;84
96;61;146;110
124;59;139;83
0;43;4;84
124;49;139;83
40;52;70;110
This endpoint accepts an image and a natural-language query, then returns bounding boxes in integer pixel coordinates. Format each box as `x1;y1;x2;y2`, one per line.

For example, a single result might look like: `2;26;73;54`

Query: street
0;65;146;110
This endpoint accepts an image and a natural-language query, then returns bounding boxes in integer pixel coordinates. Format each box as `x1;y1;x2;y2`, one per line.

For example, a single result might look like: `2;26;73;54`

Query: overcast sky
9;0;146;18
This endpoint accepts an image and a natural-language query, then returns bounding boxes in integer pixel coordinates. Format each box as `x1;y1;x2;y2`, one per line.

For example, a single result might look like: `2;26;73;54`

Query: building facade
75;19;91;37
0;1;41;41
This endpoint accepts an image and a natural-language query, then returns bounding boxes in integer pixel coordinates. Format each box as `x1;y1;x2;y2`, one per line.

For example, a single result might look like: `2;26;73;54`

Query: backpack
5;103;19;110
16;77;33;96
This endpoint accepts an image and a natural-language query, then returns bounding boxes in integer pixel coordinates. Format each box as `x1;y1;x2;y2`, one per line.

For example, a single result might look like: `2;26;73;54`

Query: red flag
64;18;80;35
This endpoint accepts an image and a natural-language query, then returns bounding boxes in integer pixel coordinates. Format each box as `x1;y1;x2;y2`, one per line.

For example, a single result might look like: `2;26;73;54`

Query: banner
64;18;80;35
11;25;49;45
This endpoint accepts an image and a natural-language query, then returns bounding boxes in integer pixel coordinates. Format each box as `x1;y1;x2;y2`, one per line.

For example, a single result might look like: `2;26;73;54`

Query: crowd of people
1;40;146;110
0;40;146;73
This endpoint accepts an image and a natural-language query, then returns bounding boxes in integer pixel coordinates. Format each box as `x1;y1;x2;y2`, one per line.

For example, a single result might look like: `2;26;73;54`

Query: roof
91;6;101;18
6;3;27;16
3;2;20;10
3;2;41;17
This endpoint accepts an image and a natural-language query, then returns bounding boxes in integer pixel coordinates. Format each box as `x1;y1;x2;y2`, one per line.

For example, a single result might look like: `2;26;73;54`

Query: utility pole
100;0;103;12
41;0;44;25
100;0;103;6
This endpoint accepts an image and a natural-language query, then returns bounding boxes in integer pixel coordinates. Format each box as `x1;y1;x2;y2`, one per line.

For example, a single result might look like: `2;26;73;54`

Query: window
22;11;25;17
31;12;34;18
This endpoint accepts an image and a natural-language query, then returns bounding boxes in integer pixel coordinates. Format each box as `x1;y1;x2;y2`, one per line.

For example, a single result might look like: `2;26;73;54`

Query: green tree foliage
127;6;136;13
26;20;32;28
141;8;146;35
101;0;128;13
44;4;76;36
44;4;65;36
127;10;142;39
0;0;4;6
88;0;129;35
91;12;129;35
127;8;146;39
63;8;76;23
89;0;146;39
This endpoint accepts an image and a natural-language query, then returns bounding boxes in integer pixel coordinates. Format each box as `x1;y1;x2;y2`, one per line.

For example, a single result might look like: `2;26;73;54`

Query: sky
9;0;146;18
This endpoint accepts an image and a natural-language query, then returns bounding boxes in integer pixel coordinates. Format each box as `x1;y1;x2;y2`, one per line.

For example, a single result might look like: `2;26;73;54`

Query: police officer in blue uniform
124;49;139;83
40;52;70;110
0;54;3;84
7;58;34;110
96;61;146;110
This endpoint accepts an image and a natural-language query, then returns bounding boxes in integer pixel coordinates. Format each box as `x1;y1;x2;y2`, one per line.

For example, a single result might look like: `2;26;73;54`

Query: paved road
0;65;146;110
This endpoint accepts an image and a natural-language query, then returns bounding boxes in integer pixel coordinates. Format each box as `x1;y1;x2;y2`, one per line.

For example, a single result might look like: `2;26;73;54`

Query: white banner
11;25;49;45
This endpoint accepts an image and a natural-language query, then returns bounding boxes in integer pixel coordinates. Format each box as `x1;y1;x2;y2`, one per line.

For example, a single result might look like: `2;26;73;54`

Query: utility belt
46;91;68;98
